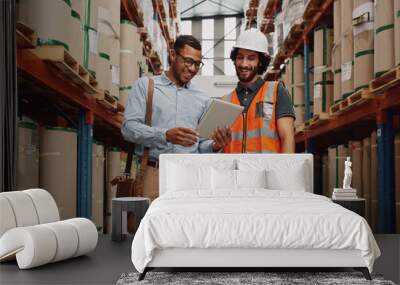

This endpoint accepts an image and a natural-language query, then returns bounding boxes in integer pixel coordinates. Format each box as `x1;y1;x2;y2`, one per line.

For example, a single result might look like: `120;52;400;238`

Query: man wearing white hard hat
219;28;295;153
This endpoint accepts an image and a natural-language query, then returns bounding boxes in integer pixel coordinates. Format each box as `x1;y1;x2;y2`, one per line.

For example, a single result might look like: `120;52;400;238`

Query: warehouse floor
0;235;399;285
0;235;134;285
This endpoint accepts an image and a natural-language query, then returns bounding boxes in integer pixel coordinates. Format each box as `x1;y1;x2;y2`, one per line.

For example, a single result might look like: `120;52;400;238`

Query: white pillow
265;165;306;191
237;159;308;192
167;158;236;170
211;169;267;190
212;168;237;190
168;162;212;191
237;169;267;189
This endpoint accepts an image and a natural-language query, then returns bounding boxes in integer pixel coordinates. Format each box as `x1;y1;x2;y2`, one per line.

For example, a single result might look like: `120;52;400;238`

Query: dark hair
173;35;202;52
230;48;270;75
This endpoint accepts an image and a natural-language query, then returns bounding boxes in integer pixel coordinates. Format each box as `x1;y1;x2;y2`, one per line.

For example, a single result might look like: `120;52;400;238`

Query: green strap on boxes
355;49;374;58
375;24;394;34
37;38;69;51
99;52;110;61
119;86;133;91
314;72;333;112
71;10;81;20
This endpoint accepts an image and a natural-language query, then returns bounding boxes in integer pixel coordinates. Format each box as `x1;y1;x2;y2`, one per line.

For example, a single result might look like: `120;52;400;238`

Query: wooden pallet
369;66;400;94
340;88;373;112
330;89;373;115
305;112;330;128
329;100;342;116
285;21;306;49
96;90;118;111
30;46;98;95
16;22;37;49
345;88;373;106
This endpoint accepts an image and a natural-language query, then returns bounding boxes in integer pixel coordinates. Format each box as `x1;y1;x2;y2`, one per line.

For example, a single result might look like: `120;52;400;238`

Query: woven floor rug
116;271;395;285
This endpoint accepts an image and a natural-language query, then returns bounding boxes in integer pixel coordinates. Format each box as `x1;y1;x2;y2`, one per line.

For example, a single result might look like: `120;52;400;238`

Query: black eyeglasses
176;51;204;69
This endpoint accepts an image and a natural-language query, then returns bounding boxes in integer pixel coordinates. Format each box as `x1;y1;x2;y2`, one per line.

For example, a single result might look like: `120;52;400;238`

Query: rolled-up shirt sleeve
121;78;169;148
198;138;214;153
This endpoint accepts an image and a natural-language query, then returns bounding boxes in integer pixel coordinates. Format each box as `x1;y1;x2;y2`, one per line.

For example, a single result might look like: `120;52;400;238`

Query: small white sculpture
343;156;352;190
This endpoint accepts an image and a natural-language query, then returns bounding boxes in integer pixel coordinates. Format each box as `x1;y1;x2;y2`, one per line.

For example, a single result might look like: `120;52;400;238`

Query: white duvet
131;190;380;273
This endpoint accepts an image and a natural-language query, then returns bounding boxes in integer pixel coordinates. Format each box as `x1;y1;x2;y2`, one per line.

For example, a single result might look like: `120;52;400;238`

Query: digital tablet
197;99;244;139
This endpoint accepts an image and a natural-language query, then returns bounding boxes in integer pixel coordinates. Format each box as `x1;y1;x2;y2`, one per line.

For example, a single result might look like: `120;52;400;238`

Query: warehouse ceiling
179;0;245;19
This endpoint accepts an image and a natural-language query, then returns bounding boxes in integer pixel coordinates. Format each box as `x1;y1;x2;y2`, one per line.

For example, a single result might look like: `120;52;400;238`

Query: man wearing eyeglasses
122;35;231;200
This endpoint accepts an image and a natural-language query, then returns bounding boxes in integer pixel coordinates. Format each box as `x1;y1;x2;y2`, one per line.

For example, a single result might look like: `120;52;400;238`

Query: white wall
192;75;238;98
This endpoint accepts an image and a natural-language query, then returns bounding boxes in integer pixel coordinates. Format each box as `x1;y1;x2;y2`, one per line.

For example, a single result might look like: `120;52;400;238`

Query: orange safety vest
223;81;282;153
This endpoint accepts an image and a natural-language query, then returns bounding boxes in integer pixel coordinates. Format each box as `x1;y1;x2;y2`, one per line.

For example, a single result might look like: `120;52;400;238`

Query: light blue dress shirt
121;73;214;161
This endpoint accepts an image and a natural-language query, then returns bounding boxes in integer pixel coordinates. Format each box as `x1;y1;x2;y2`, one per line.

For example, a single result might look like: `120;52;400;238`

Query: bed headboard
159;154;314;195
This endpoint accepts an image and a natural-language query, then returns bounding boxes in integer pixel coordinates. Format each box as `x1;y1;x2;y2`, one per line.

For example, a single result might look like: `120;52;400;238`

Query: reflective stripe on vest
223;81;281;153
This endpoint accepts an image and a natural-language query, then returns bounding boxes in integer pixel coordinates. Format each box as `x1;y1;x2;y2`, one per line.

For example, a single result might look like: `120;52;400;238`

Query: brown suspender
131;77;154;197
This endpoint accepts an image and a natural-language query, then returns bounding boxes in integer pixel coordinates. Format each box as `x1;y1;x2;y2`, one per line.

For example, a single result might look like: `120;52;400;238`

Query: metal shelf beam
77;110;93;218
17;49;123;130
377;109;396;233
295;86;400;143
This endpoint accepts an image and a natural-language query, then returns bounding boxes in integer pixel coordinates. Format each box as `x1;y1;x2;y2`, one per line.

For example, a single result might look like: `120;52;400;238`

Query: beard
235;66;258;82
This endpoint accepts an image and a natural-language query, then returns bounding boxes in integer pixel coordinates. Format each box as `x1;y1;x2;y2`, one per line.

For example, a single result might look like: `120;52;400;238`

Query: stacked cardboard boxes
374;0;395;77
353;0;374;93
313;26;334;115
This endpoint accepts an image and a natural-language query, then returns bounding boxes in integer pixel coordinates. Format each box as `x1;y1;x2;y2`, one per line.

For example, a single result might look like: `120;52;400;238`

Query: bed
131;154;380;281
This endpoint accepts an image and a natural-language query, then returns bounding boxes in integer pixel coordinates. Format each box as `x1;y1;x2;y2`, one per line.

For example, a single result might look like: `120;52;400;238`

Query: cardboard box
395;134;400;233
313;71;333;115
110;38;120;100
96;49;111;93
18;0;69;51
340;0;354;98
322;154;329;197
333;0;341;43
362;137;371;225
349;140;363;198
332;43;341;103
374;0;395;77
328;146;338;197
395;0;400;66
337;144;348;189
68;8;84;66
17;121;39;190
293;54;304;84
370;131;378;232
40;127;77;220
354;29;374;92
353;0;374;91
314;26;333;68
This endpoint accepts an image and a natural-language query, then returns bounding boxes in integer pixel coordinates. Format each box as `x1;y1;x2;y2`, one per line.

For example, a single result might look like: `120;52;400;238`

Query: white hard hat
233;28;269;55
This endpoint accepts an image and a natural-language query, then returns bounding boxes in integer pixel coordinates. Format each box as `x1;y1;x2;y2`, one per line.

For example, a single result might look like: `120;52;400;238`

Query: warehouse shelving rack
259;0;280;34
259;0;400;233
17;48;125;218
121;0;179;75
121;0;162;74
16;0;176;218
245;0;280;32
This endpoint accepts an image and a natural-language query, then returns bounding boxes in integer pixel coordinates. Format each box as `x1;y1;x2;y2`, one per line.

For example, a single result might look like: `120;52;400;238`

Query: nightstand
111;197;150;242
332;198;366;218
